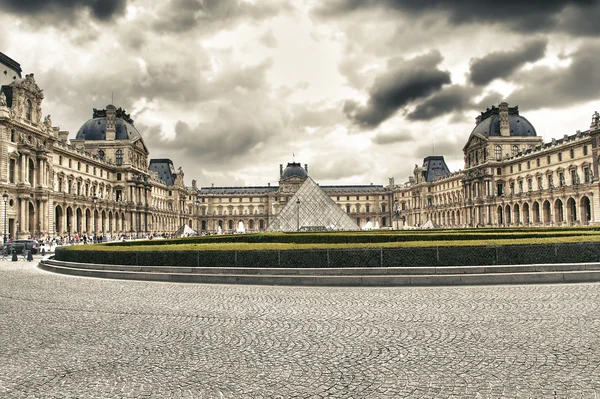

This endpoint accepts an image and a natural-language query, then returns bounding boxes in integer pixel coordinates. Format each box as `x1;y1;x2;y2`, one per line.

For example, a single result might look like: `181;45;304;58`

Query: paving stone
0;261;599;397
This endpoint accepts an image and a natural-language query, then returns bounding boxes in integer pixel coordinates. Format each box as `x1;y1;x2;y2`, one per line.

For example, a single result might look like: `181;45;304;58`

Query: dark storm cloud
407;85;476;121
316;0;598;34
152;0;287;34
0;0;126;21
344;50;451;128
143;102;286;165
506;41;600;110
372;131;413;145
469;39;548;86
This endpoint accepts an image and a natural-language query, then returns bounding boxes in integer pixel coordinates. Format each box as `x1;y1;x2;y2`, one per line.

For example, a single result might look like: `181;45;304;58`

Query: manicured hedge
106;227;600;248
54;242;600;268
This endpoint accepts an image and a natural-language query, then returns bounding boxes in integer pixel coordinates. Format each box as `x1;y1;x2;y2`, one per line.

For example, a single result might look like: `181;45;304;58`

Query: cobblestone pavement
0;261;599;398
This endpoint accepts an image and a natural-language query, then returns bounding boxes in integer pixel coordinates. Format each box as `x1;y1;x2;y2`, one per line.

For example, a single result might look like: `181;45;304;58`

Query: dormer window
495;145;502;161
25;99;32;121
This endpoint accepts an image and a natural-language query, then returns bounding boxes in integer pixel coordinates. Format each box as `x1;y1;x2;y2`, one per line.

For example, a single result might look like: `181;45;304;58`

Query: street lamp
296;199;300;231
92;195;98;243
2;191;8;244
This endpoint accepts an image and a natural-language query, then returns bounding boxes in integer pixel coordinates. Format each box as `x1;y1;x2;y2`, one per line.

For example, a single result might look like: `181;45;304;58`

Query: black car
7;239;40;254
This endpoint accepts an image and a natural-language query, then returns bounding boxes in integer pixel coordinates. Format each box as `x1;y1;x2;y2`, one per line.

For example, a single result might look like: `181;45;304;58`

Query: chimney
499;102;510;137
58;130;69;143
304;164;308;174
105;104;116;141
279;164;283;178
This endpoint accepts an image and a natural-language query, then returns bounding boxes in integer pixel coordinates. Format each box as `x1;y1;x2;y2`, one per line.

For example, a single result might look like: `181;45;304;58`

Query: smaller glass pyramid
267;177;360;232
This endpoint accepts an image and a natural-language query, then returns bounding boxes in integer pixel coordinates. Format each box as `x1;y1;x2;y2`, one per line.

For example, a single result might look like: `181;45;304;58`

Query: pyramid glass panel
267;177;360;232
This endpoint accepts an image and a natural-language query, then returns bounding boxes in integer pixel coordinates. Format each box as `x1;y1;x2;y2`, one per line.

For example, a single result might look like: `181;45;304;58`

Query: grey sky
2;0;600;187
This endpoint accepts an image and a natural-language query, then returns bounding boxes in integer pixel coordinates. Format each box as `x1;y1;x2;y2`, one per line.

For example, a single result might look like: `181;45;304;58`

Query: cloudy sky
3;0;600;188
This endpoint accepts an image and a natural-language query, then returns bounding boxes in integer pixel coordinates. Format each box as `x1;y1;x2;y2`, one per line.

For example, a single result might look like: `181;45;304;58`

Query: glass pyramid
267;177;360;232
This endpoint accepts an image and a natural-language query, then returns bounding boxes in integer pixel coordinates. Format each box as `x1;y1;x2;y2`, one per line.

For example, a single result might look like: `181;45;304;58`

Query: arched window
25;99;32;121
116;149;123;165
495;145;502;161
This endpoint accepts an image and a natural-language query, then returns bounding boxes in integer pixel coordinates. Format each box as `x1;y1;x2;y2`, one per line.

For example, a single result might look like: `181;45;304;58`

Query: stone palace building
1;51;600;241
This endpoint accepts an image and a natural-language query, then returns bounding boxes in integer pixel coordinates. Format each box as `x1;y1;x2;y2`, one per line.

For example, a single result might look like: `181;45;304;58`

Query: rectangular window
68;159;72;168
558;152;562;162
584;145;588;156
497;183;504;196
86;165;89;173
548;174;554;188
93;167;96;175
527;161;531;169
585;168;592;183
570;148;575;159
510;182;515;194
536;158;540;167
78;162;81;171
9;159;15;183
528;178;533;191
547;155;551;164
518;180;523;193
59;155;63;165
510;166;513;173
518;164;522;172
496;168;502;175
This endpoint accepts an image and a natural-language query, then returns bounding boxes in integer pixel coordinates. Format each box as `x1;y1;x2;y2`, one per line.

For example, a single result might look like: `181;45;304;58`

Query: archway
522;203;530;225
505;204;511;226
554;199;564;224
55;205;63;235
513;204;520;225
85;209;91;234
259;219;265;230
66;206;73;235
201;220;206;231
532;201;540;224
497;206;503;225
28;202;35;237
543;200;551;224
580;196;591;225
249;219;254;230
566;197;577;225
76;208;83;234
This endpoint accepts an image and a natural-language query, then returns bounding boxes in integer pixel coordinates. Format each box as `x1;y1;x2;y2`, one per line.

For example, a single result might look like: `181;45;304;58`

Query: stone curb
38;259;600;286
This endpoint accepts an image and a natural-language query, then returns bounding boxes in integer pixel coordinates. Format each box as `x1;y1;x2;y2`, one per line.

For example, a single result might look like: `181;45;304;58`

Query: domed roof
470;104;537;138
282;162;308;179
75;106;141;141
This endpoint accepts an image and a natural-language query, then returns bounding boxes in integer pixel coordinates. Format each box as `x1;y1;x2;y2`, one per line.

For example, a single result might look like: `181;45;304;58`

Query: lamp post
2;191;8;244
92;195;98;243
196;199;200;234
296;199;300;231
394;200;400;230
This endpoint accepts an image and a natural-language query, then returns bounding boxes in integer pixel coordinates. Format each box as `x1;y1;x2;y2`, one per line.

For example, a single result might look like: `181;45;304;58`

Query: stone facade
394;104;600;228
